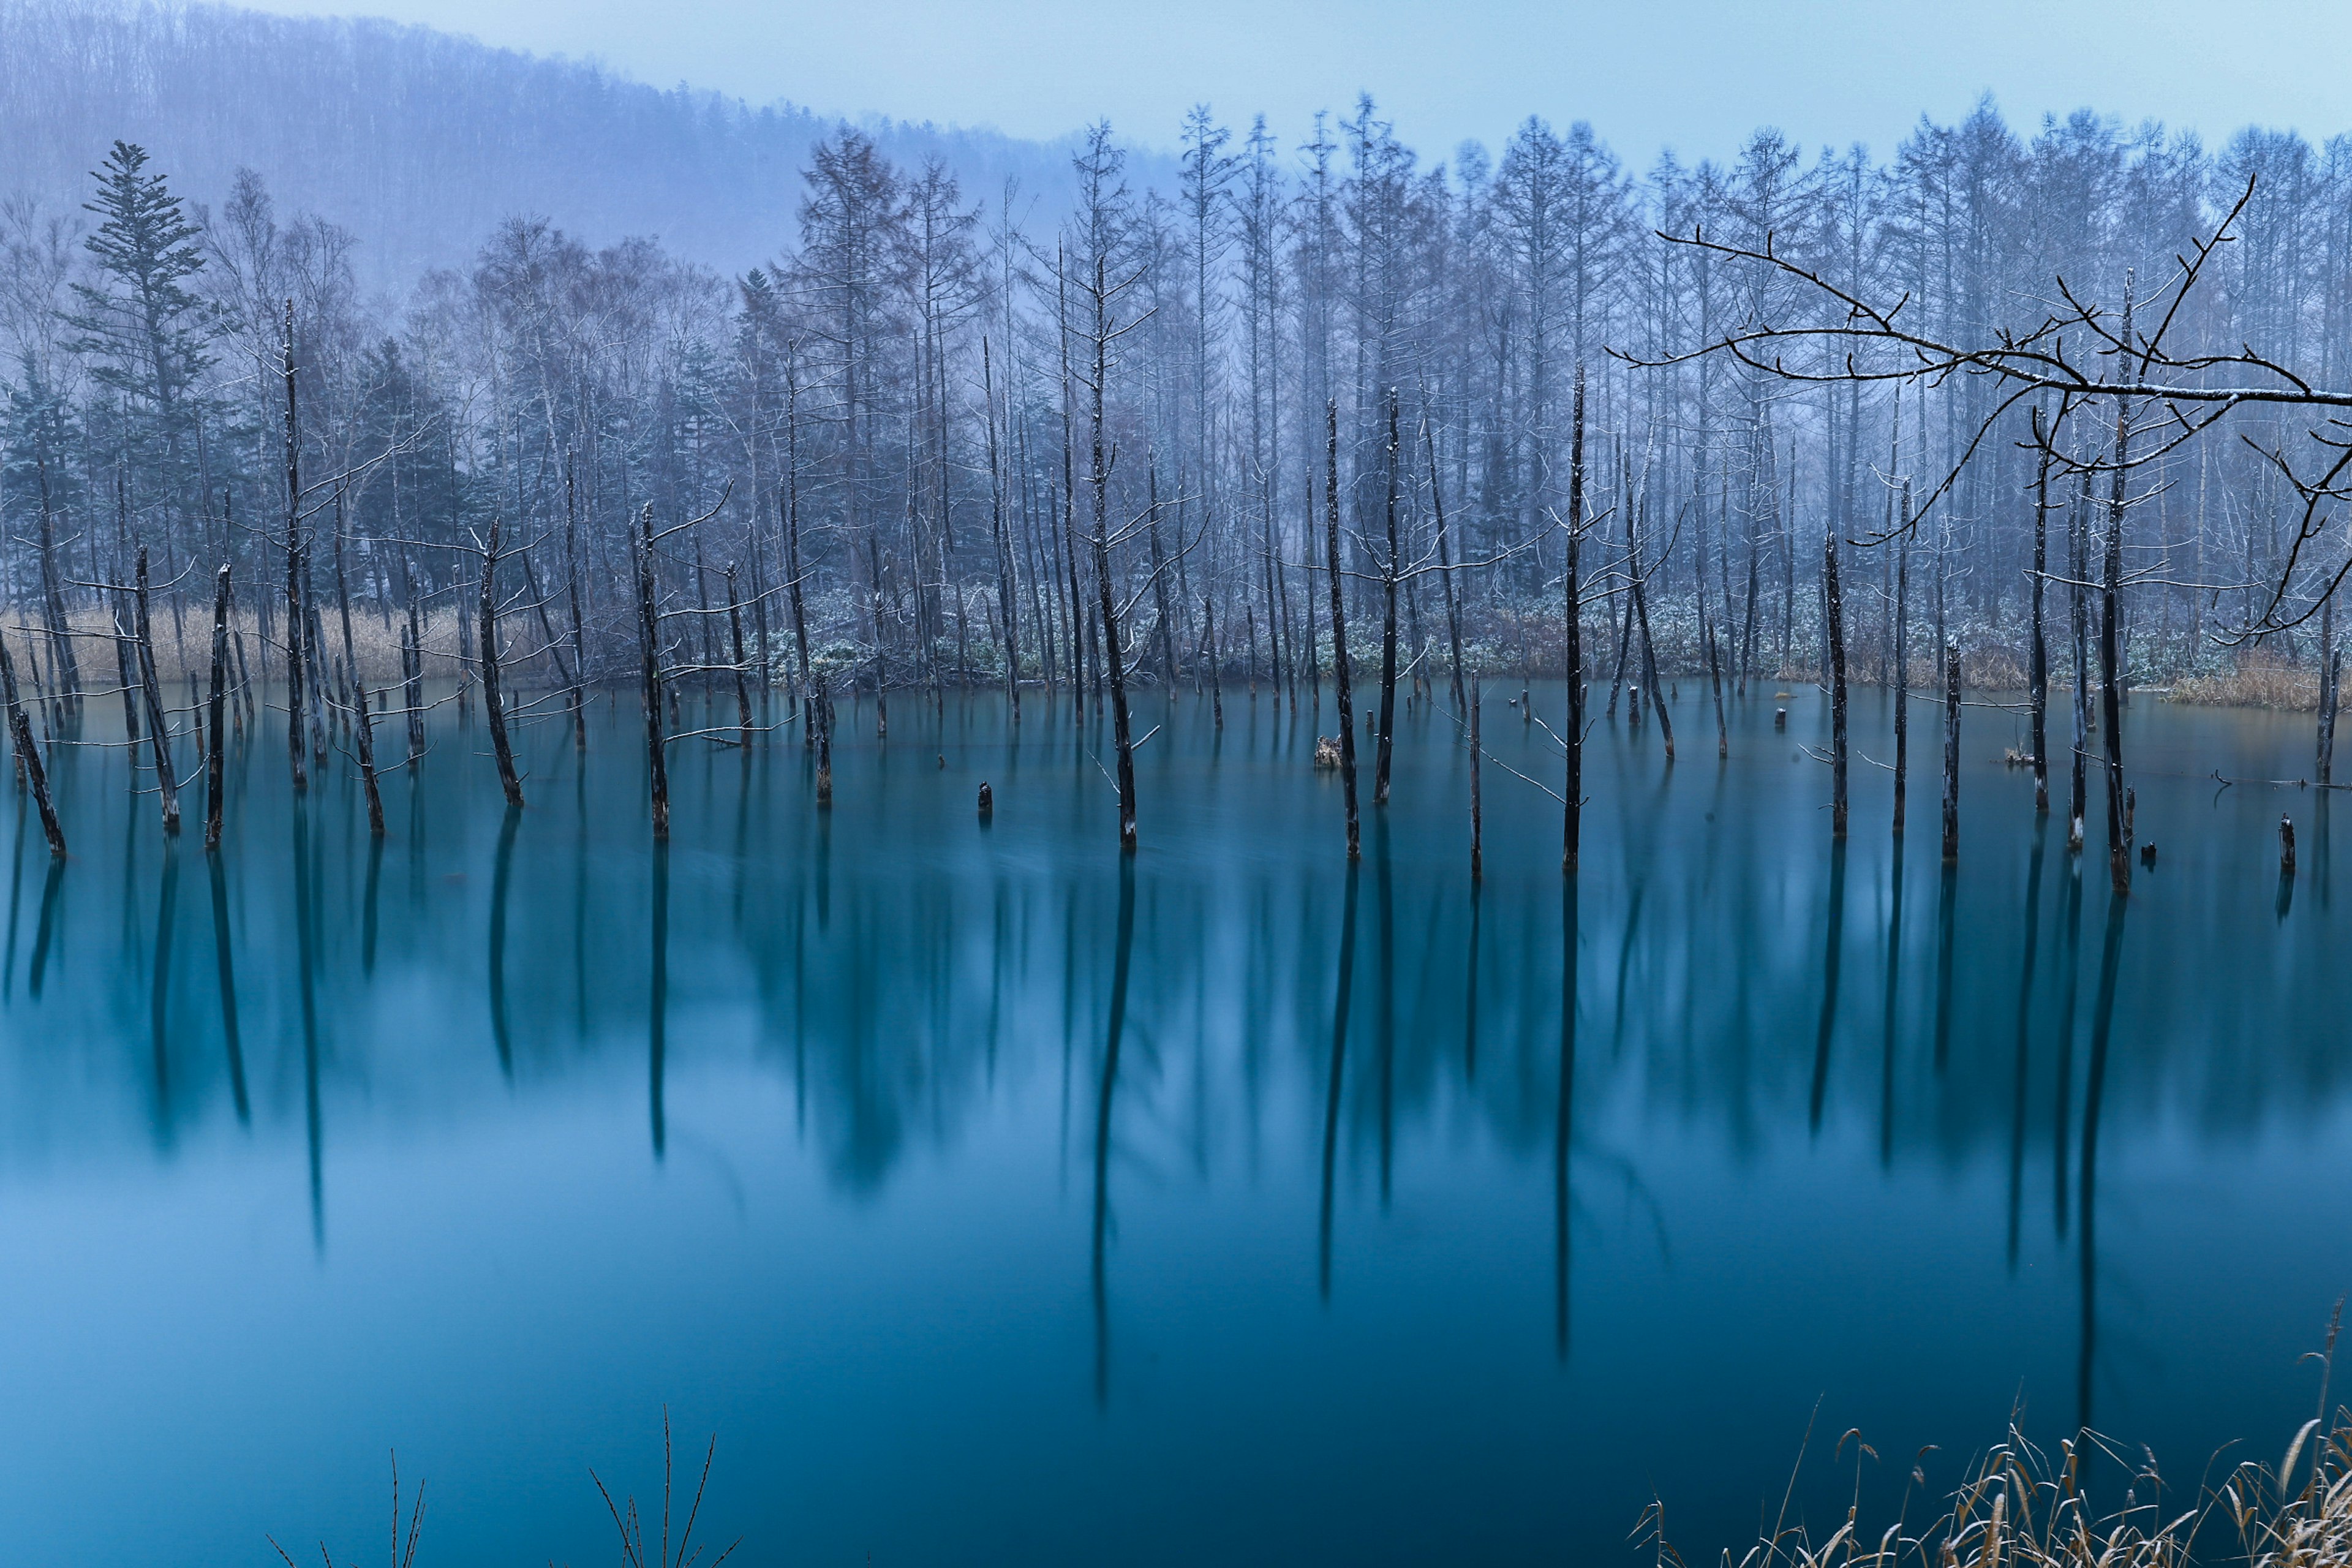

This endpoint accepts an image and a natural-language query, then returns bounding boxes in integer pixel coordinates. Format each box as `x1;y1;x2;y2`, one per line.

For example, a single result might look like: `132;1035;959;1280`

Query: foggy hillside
0;0;1131;285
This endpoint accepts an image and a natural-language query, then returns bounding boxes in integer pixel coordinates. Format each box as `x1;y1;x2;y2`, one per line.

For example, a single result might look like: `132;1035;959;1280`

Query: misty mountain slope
0;0;1114;284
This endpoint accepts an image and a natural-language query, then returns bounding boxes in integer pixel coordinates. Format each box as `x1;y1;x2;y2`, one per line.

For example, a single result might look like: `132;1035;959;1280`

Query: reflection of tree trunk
2008;826;2046;1269
1810;842;1847;1136
1091;858;1136;1406
491;804;521;1077
208;851;247;1123
1880;853;1904;1169
1319;862;1360;1300
2079;895;2127;1431
649;842;670;1160
1555;880;1577;1362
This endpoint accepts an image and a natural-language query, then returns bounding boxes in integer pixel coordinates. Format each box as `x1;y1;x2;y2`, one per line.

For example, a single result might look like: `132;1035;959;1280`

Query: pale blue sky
238;0;2346;161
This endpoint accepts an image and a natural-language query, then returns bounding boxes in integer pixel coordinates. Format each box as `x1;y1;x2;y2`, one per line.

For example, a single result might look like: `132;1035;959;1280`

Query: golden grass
2169;652;2322;712
1651;1410;2352;1568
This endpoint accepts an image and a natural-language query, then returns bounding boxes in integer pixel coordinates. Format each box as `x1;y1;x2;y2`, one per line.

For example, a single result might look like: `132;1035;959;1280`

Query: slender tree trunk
1894;486;1910;837
2102;274;2136;896
480;518;524;809
1373;390;1401;805
728;564;754;750
205;564;230;848
0;636;63;856
1826;518;1849;839
1564;366;1586;875
1469;673;1483;882
1942;641;1961;864
2030;411;2054;813
282;302;307;793
134;545;179;832
1428;424;1468;717
636;504;669;838
1325;400;1360;859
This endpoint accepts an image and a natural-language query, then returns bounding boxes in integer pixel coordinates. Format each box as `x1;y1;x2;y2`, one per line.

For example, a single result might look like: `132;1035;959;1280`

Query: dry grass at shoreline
1651;1411;2352;1568
2170;652;2323;712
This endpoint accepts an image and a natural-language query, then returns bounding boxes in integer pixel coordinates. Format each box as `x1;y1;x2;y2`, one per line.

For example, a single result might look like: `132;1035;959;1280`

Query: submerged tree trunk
0;636;64;856
1564;365;1586;875
636;504;669;839
205;564;230;848
728;565;755;751
282;301;307;794
479;516;524;809
1374;390;1401;806
2101;274;2137;896
1325;399;1360;860
1825;517;1849;839
134;545;179;833
2320;591;2340;786
1942;641;1961;864
1469;674;1483;882
1894;486;1910;837
2030;412;2054;813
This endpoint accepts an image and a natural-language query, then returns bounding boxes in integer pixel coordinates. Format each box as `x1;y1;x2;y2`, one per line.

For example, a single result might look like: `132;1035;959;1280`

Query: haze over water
0;685;2344;1564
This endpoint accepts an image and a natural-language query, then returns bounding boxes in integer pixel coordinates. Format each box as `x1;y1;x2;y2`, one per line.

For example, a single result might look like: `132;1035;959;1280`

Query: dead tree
728;564;755;751
1373;389;1401;806
133;546;179;833
205;564;230;848
478;516;524;810
636;503;670;838
1893;483;1911;837
1563;366;1586;875
1825;516;1849;839
279;302;310;793
0;636;64;856
1942;641;1961;864
1325;399;1360;860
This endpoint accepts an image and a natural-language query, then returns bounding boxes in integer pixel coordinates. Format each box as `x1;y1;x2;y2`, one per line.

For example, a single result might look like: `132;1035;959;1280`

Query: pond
0;678;2345;1564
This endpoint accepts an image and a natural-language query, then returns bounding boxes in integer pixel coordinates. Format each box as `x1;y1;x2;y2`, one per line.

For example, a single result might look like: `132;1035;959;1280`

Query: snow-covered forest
6;0;2352;733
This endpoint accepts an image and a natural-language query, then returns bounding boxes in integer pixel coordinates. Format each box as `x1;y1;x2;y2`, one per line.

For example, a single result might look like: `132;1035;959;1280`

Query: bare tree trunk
1469;673;1483;883
814;671;833;807
728;564;754;750
1564;366;1585;875
2101;273;2136;895
1325;399;1360;860
1825;517;1849;839
205;564;230;848
1942;640;1961;864
480;517;524;809
1204;595;1223;730
1894;486;1910;837
1428;424;1468;718
984;337;1020;723
282;301;307;794
134;545;179;832
636;504;669;838
2030;411;2054;813
2320;591;2340;786
0;636;64;856
1633;543;1673;762
1373;391;1402;805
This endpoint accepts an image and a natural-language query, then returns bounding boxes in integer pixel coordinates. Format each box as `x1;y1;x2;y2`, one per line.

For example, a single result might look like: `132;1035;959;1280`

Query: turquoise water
0;681;2345;1564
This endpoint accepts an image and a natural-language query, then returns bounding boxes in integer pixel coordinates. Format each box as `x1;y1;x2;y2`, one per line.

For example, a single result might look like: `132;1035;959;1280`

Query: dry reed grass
1651;1321;2352;1568
2170;652;2322;712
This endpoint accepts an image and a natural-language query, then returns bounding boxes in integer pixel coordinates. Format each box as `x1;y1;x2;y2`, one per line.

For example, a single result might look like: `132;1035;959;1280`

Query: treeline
4;92;2351;777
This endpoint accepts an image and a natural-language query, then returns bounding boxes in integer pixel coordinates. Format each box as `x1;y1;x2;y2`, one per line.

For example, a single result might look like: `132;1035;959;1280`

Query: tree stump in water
978;782;993;818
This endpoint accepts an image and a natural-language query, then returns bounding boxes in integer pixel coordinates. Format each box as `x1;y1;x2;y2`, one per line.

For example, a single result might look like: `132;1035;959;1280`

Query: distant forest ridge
0;0;1127;285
